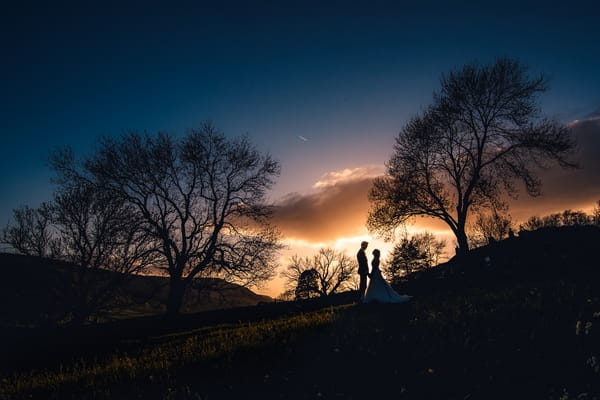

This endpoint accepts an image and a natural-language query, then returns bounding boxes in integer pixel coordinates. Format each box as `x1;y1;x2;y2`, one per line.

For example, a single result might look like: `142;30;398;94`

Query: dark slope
0;253;272;326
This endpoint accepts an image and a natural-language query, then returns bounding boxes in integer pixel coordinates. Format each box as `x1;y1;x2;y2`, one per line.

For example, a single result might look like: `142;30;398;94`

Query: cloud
585;107;600;119
272;165;455;243
312;165;384;189
508;116;600;220
272;166;380;242
566;116;600;128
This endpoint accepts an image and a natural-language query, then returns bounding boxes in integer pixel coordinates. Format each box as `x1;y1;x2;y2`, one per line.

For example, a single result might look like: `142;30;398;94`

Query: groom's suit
357;247;369;300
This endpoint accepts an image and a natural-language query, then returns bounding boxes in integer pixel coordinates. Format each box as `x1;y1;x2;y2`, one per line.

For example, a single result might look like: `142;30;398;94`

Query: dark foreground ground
1;226;599;399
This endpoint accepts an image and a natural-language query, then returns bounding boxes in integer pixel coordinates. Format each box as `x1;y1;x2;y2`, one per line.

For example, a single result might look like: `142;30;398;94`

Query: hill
401;224;600;294
1;225;599;399
0;253;272;326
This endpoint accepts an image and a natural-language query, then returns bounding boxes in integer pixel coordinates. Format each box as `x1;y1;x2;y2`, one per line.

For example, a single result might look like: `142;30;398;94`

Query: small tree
368;58;576;253
386;232;446;284
520;215;545;231
520;208;592;231
276;289;296;302
295;269;319;300
560;209;591;226
1;203;60;257
281;248;354;298
469;210;513;248
593;200;600;226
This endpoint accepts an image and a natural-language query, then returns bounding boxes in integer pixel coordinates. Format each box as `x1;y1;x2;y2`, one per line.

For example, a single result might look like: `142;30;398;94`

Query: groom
356;241;369;301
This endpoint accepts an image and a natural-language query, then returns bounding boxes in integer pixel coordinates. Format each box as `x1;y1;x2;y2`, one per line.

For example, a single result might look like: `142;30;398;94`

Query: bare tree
593;200;600;226
275;289;295;302
281;248;354;298
368;58;576;253
52;123;283;316
559;209;592;226
469;210;513;248
386;232;446;283
1;203;60;257
520;208;592;231
51;182;157;323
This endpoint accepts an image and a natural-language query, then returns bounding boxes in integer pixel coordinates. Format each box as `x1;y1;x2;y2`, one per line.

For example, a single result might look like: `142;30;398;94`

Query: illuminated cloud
272;166;380;242
272;165;447;243
313;165;385;188
566;108;600;127
566;117;600;127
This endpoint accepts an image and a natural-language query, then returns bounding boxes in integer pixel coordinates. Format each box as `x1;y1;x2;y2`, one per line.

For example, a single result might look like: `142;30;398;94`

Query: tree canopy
368;58;576;252
51;123;283;315
386;231;446;283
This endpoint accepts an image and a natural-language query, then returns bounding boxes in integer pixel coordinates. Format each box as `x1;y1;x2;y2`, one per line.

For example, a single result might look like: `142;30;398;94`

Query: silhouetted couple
356;241;411;304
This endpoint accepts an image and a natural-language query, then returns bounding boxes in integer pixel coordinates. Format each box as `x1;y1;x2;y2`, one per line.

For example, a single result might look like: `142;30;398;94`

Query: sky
1;1;599;297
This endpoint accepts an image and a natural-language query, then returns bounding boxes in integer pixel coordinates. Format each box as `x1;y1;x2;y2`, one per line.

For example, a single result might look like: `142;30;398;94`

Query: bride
362;249;412;303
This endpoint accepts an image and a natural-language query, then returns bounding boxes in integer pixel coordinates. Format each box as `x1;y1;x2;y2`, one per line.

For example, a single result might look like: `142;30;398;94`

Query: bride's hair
372;249;380;257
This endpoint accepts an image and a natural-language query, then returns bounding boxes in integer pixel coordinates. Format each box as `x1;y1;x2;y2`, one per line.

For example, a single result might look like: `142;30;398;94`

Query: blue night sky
2;1;600;294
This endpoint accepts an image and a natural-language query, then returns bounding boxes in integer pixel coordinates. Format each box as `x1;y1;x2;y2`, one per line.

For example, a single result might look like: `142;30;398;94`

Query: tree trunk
456;226;470;254
166;276;186;316
70;266;90;325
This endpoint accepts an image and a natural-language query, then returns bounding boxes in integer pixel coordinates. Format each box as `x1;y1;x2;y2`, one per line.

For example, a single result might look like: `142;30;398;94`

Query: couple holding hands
356;241;412;304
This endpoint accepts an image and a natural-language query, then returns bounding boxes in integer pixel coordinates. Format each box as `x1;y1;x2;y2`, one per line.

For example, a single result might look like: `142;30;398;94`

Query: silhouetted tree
560;209;592;226
520;208;592;231
469;210;513;248
281;248;354;298
276;289;296;302
51;123;283;316
51;182;157;324
295;269;319;300
386;232;446;283
520;215;545;231
1;203;60;257
368;58;576;253
593;200;600;226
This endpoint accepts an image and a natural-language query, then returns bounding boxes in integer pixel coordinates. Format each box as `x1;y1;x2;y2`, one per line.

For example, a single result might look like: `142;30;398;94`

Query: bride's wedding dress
362;260;411;304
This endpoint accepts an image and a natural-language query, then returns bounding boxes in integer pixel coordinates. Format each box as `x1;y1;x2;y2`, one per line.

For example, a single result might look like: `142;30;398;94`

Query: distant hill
0;253;272;326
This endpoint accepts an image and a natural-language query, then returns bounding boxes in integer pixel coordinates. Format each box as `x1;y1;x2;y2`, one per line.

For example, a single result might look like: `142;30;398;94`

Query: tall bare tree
281;248;354;298
53;123;283;315
368;58;576;252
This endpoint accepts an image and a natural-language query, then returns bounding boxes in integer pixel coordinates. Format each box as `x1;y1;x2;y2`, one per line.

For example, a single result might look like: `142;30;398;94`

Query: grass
1;277;598;399
0;306;345;399
2;226;600;399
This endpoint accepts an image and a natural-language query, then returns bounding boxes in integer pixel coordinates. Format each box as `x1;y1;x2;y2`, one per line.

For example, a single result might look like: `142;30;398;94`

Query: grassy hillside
1;226;599;399
0;253;272;326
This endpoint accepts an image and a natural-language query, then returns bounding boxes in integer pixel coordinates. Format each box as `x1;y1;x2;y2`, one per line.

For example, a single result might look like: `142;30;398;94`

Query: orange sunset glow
260;115;600;296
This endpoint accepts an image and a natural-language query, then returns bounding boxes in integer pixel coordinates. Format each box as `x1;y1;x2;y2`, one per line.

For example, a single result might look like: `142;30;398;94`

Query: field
1;226;599;399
